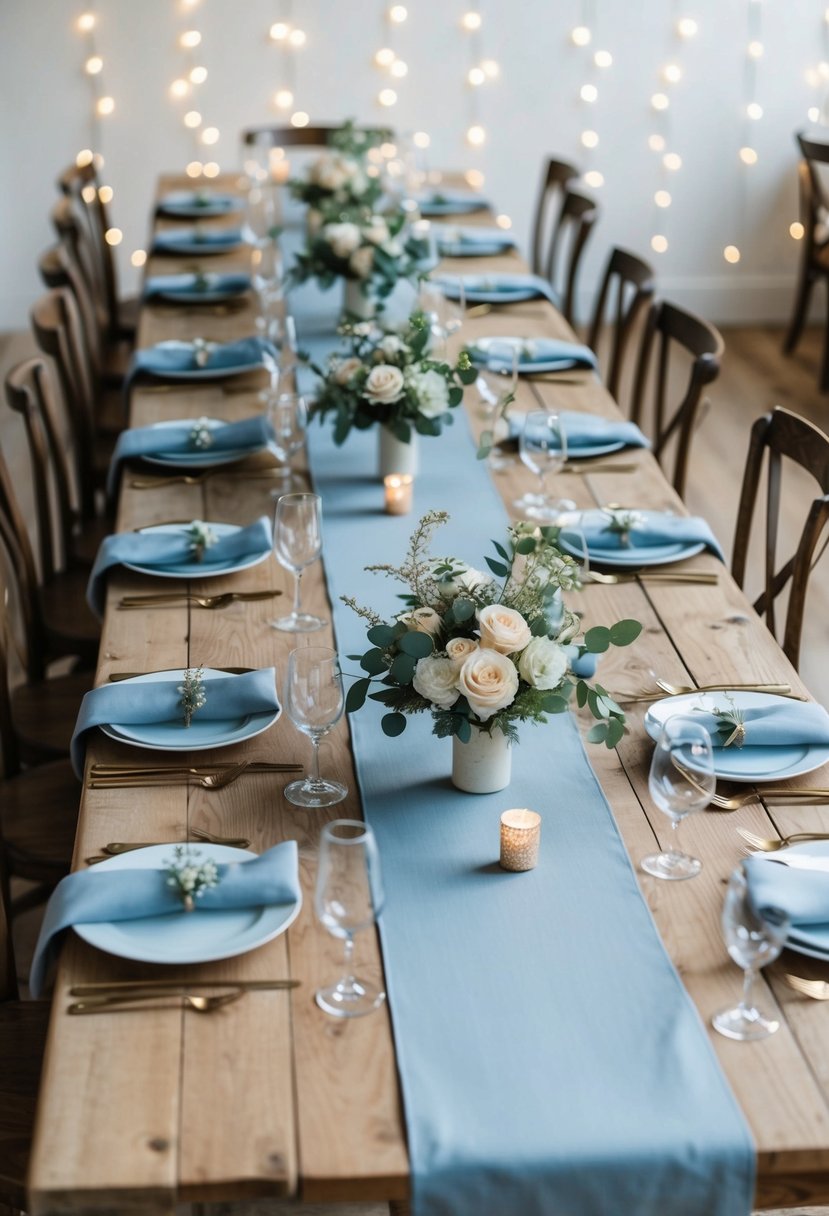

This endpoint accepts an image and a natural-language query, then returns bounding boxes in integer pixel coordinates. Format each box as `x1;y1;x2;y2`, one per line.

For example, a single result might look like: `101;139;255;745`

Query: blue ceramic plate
122;522;271;579
139;341;268;382
558;510;706;567
438;275;545;304
100;668;280;751
75;844;301;965
416;193;489;216
139;419;268;469
153;275;251;304
469;335;592;375
644;690;829;783
154;230;244;256
158;191;241;219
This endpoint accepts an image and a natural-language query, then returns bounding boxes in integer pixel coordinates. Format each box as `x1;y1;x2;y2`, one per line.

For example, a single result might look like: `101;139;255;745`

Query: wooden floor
2;322;829;1216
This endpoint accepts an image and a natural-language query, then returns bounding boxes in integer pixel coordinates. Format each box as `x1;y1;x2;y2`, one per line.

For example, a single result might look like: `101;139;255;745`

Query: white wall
1;0;823;330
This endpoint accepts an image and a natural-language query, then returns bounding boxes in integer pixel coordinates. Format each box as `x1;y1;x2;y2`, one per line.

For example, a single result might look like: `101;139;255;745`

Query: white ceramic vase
343;278;376;320
378;426;419;479
451;725;512;794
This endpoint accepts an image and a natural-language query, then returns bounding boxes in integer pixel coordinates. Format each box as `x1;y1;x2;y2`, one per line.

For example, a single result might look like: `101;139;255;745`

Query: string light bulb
291;111;310;127
481;58;500;78
663;63;682;83
375;47;395;66
184;110;202;128
288;28;306;47
468;66;485;85
648;133;666;152
790;221;805;239
651;234;669;253
269;22;289;40
747;40;763;58
747;102;763;119
389;5;407;22
465;168;485;187
76;148;94;167
581;129;599;148
651;92;670;111
467;124;486;145
594;50;613;68
413;131;431;148
378;88;398;107
274;88;293;109
663;152;682;170
739;146;758;165
170;78;189;97
461;10;482;30
809;105;820;122
571;25;591;46
185;160;203;177
130;249;146;267
81;184;97;203
584;169;604;187
189;66;207;83
200;126;219;145
391;58;408;77
654;189;672;207
495;214;512;229
179;29;201;48
98;185;113;203
104;227;122;246
724;245;741;263
96;95;114;116
85;55;103;74
580;83;598;102
77;12;95;31
677;17;698;37
203;162;220;177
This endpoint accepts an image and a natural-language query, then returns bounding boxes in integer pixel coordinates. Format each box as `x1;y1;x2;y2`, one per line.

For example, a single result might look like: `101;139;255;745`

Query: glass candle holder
384;473;414;515
499;809;541;871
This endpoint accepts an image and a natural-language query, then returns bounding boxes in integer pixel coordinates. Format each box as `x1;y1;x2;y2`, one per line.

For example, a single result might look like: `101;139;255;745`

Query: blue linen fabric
436;227;518;257
86;515;273;617
157;191;241;217
143;272;251;299
508;410;650;452
105;414;275;497
124;336;278;393
467;336;598;373
690;699;829;749
69;667;280;778
415;191;490;216
435;272;560;305
29;840;299;998
745;853;829;929
564;509;726;562
153;226;244;253
295;325;755;1216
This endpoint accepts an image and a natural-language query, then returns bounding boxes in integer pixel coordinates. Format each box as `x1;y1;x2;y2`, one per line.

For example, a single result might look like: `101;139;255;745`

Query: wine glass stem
309;731;322;783
339;933;357;994
538;470;549;502
292;569;303;620
668;817;683;861
740;966;757;1016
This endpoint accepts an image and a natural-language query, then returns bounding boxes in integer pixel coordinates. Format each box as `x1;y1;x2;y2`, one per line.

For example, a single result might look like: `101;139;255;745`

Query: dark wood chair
783;135;829;391
240;122;392;150
586;247;656;402
540;188;599;326
732;406;829;670
530;156;579;279
0;835;52;1213
630;299;724;498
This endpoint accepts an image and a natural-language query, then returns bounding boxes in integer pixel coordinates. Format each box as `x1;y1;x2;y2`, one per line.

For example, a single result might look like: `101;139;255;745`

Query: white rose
413;655;460;710
323;221;362;258
349;245;375;279
383;238;403;257
445;637;479;669
351;321;375;337
406;367;450;419
517;637;568;690
311;154;350;192
364;363;405;405
397;606;443;636
333;357;363;386
457;648;519;721
434;561;493;599
363;216;390;246
377;334;407;358
477;605;533;655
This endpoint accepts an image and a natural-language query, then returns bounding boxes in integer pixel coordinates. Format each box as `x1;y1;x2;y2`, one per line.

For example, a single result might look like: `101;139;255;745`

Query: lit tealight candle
499;809;541;871
384;473;413;515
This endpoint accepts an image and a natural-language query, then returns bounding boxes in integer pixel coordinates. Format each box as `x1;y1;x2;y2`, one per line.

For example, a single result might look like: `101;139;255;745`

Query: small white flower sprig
601;508;647;548
186;520;218;563
189;415;215;447
697;694;747;749
165;845;220;913
178;666;207;728
342;511;642;749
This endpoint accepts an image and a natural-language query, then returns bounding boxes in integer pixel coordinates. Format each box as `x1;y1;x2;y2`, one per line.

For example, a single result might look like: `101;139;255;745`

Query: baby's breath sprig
164;845;220;912
186;520;218;563
178;666;207;728
189;415;214;448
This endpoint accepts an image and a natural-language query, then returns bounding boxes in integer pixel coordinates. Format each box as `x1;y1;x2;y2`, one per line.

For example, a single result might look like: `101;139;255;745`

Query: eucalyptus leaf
360;648;388;676
345;678;370;714
609;619;644;647
515;536;537;555
382;712;407;737
485;556;509;577
367;624;397;647
398;631;434;658
390;652;417;683
453;598;475;622
583;625;611;653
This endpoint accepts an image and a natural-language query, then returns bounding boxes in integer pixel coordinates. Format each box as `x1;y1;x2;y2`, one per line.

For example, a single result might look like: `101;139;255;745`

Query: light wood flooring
2;324;829;1216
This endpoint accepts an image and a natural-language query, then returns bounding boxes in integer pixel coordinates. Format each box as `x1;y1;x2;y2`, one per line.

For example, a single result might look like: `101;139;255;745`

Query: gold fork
68;990;246;1015
738;827;829;851
118;590;282;610
655;678;797;698
129;470;284;489
784;974;829;1001
88;760;251;790
584;571;719;586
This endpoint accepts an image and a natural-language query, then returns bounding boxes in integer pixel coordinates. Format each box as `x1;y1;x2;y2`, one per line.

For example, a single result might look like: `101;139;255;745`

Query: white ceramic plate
644;690;829;783
558;510;705;568
139;419;267;469
121;522;271;579
99;668;280;752
75;844;301;966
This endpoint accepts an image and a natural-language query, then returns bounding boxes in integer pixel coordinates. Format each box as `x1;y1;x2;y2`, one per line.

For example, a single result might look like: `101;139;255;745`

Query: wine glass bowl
272;492;326;632
516;410;574;520
284;646;347;808
266;393;308;486
640;716;715;881
478;341;518;472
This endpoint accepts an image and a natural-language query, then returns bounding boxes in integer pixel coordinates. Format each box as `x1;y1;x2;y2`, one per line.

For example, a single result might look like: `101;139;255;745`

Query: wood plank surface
26;170;829;1214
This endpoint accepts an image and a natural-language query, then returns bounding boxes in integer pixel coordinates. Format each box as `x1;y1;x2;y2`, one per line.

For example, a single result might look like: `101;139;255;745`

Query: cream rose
517;636;568;690
324;221;362;258
349;245;375;279
456;648;519;721
333;357;363;385
412;655;460;710
397;606;443;636
363;216;390;246
311;154;357;192
445;637;479;669
406;368;450;419
364;363;405;405
377;334;407;359
477;605;532;655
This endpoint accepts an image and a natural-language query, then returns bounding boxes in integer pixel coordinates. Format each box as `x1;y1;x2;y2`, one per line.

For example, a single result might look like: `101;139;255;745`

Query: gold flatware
655;678;795;697
129;469;284;489
525;373;594;385
465;303;548;318
738;827;829;851
88;760;251;791
70;979;300;996
90;762;299;775
68;991;246;1015
118;590;282;610
583;571;719;586
784;974;829;1001
101;837;251;855
713;791;829;811
561;462;638;476
109;666;254;681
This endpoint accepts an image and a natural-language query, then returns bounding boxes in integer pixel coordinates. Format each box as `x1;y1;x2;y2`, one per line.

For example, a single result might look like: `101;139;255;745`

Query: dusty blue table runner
295;297;754;1216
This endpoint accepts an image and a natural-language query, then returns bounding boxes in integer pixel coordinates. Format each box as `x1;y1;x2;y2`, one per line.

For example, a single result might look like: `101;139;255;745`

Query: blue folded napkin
87;515;273;617
564;508;726;562
125;336;278;394
106;414;275;497
157;191;241;217
29;839;299;997
435;271;559;306
508;410;649;452
153;226;244;253
690;699;829;751
416;191;490;216
468;336;598;373
437;226;518;257
744;853;829;937
70;666;280;778
143;272;251;300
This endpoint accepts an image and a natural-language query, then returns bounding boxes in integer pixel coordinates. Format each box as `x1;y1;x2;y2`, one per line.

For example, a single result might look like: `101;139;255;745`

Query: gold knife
69;980;300;1002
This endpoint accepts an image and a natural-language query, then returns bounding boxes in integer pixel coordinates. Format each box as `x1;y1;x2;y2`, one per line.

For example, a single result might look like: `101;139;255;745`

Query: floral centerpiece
344;512;641;792
311;311;476;476
290;119;392;218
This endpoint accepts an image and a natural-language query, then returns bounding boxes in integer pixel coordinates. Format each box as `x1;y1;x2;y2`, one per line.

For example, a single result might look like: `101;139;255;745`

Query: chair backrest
544;188;599;326
630;299;724;498
586;247;656;402
0;442;47;698
530;156;579;278
57;161;120;341
241;124;339;150
41;227;105;382
0;823;17;1001
732;406;829;670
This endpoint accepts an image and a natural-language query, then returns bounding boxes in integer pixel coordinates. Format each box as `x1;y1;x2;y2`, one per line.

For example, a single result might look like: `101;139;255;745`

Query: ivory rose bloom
349;245;375;279
377;334;407;359
413;655;459;710
333;357;363;385
363;216;390;246
435;562;493;599
477;605;532;655
364;364;405;405
457;648;519;722
398;607;443;636
517;637;568;690
406;368;450;419
311;154;354;192
323;221;361;258
445;637;479;668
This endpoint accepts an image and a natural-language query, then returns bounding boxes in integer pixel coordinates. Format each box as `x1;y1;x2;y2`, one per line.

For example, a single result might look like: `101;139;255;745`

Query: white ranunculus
364;363;405;405
517;636;568;690
349;245;375;279
377;334;407;358
406;368;450;419
311;154;356;193
413;655;460;710
397;606;443;636
457;648;519;721
332;357;363;386
324;221;362;258
363;216;390;246
477;605;533;655
445;637;479;669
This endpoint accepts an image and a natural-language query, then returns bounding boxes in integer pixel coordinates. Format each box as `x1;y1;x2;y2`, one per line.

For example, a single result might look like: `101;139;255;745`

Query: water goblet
517;410;574;520
478;341;518;472
272;492;326;632
266;392;308;487
712;865;790;1041
314;819;385;1016
284;647;348;809
640;716;715;880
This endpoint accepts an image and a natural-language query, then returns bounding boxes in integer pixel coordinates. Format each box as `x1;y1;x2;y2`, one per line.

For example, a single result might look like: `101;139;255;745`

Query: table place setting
124;335;279;391
435;270;560;305
156;189;242;218
142;270;252;304
557;506;726;566
435;224;519;257
152;224;245;255
504;409;651;458
466;333;599;375
413;188;491;216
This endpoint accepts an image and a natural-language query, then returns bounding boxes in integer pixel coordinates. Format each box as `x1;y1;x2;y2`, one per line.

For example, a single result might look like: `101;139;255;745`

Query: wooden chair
732;406;829;670
0;835;52;1214
630;299;724;498
586;247;656;402
540;188;599;326
240;122;392;150
783;135;829;391
530;156;579;279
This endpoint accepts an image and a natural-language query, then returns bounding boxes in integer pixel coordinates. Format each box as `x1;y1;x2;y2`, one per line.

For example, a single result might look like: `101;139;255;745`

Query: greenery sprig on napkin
178;667;206;728
697;695;746;748
165;846;220;912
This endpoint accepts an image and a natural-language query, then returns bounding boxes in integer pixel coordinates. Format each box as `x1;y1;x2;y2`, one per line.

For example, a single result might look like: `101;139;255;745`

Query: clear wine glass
315;819;385;1017
266;393;308;487
477;341;518;472
712;865;790;1041
517;410;574;521
242;183;279;250
284;647;348;809
272;492;325;632
640;716;716;880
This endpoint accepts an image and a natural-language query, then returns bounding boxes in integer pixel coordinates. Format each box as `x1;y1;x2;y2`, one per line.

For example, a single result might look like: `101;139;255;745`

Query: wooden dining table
25;171;829;1215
